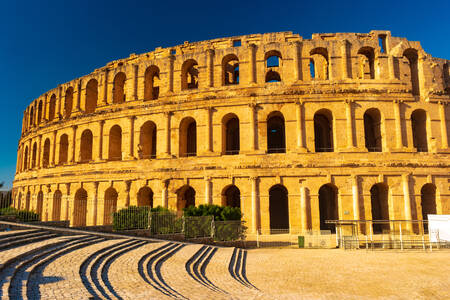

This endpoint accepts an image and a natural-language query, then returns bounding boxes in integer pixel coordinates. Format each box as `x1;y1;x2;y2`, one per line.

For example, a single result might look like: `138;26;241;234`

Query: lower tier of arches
12;173;450;234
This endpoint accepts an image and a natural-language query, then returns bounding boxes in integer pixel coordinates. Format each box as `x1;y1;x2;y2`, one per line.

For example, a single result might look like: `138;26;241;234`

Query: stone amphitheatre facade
12;30;450;235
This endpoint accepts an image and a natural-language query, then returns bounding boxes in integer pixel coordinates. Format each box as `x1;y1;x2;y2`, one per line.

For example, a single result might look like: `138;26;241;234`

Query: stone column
293;42;302;81
125;181;131;207
97;120;104;161
351;175;360;222
71;125;77;163
76;80;82;111
345;99;355;149
249;104;257;151
42;94;48;123
341;40;349;79
164;111;172;157
439;101;448;149
168;55;175;93
93;182;99;226
299;179;307;231
250;176;260;233
127;116;135;159
204;177;212;205
65;183;71;221
102;69;109;105
51;130;57;166
207;49;214;88
161;179;169;208
206;107;213;153
402;174;412;232
28;139;32;170
296;100;307;152
394;100;403;149
249;44;257;84
57;87;62;119
133;65;139;100
37;135;42;168
388;55;396;79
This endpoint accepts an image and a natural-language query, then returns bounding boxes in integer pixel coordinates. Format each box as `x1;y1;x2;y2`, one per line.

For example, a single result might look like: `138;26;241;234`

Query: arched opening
222;185;240;208
29;106;34;128
52;190;62;221
73;188;87;227
177;186;195;215
42;138;50;168
269;185;289;231
222;114;240;155
80;129;93;163
357;47;375;79
37;191;44;218
108;125;122;161
59;134;69;165
49;94;57;121
310;48;329;80
364;108;382;152
411;109;428;152
444;63;450;94
112;72;126;104
137;186;153;207
23;146;28;171
25;191;30;210
144;66;160;100
31;142;37;168
181;59;198;90
139;121;157;159
179;117;196;157
17;193;22;210
370;183;389;233
265;50;281;83
314;109;333;152
65;87;73;119
421;183;436;233
104;187;118;225
318;184;338;233
85;79;98;114
403;48;420;95
222;54;239;85
267;112;286;153
37;101;43;124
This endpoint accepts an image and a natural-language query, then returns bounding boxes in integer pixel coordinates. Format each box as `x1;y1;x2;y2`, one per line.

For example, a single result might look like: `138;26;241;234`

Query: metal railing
253;229;334;248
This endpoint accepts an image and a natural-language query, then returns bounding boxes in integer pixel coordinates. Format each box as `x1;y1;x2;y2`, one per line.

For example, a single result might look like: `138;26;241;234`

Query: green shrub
0;207;40;222
112;205;171;231
183;204;242;221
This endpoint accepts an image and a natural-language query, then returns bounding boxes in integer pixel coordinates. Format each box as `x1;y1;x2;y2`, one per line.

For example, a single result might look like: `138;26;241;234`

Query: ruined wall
13;31;450;233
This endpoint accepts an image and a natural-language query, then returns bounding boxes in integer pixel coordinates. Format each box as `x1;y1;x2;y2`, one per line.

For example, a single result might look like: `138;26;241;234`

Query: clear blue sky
0;0;449;189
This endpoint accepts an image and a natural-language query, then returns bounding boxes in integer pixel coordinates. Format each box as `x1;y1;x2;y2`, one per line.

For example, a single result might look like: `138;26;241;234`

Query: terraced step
0;231;60;251
0;230;40;240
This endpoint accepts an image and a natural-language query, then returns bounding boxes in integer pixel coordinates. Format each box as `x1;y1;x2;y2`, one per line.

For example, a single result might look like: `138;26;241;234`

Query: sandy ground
245;248;450;299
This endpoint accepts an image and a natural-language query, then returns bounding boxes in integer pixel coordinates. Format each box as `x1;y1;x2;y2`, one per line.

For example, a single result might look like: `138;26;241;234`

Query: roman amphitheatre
1;30;450;299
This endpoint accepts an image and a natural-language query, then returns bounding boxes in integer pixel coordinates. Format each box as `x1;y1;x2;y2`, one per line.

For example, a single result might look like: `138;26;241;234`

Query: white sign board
428;214;450;242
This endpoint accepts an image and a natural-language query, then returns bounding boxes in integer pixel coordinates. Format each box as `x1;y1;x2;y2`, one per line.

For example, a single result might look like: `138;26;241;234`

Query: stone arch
181;59;198;90
65;87;73;119
104;187;118;225
318;183;338;232
59;134;69;165
265;50;282;82
267;111;286;153
370;183;389;233
139;121;157;159
137;186;153;207
310;47;329;80
269;184;289;231
25;191;31;210
29;106;34;127
49;94;57;121
403;48;420;95
73;188;87;227
314;109;333;152
42;138;51;168
31;142;37;168
112;72;126;104
357;47;375;79
37;100;43;124
80;129;93;162
108;125;122;161
411;109;428;152
17;192;22;210
52;190;62;221
85;79;98;114
176;185;195;214
222;113;240;155
144;65;160;100
37;190;44;217
222;185;240;208
421;183;436;232
222;54;239;85
364;108;382;152
23;146;28;171
179;117;196;157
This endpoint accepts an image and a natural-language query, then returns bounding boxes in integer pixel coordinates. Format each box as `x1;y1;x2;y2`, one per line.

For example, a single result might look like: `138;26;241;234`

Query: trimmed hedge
112;205;169;231
183;204;242;221
0;207;40;222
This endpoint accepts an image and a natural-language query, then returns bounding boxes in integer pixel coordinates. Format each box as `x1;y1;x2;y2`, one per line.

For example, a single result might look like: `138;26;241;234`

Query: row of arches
19;106;432;171
16;182;437;232
24;46;433;133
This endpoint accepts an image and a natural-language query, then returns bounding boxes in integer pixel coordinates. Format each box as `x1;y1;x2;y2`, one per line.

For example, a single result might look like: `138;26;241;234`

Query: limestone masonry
12;31;450;234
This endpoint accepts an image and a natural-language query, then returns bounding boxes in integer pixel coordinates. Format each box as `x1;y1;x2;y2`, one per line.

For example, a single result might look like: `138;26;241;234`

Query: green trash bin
298;236;305;248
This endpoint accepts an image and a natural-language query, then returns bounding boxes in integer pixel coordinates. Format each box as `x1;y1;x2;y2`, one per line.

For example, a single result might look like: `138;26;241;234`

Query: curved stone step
0;230;40;240
0;232;60;251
